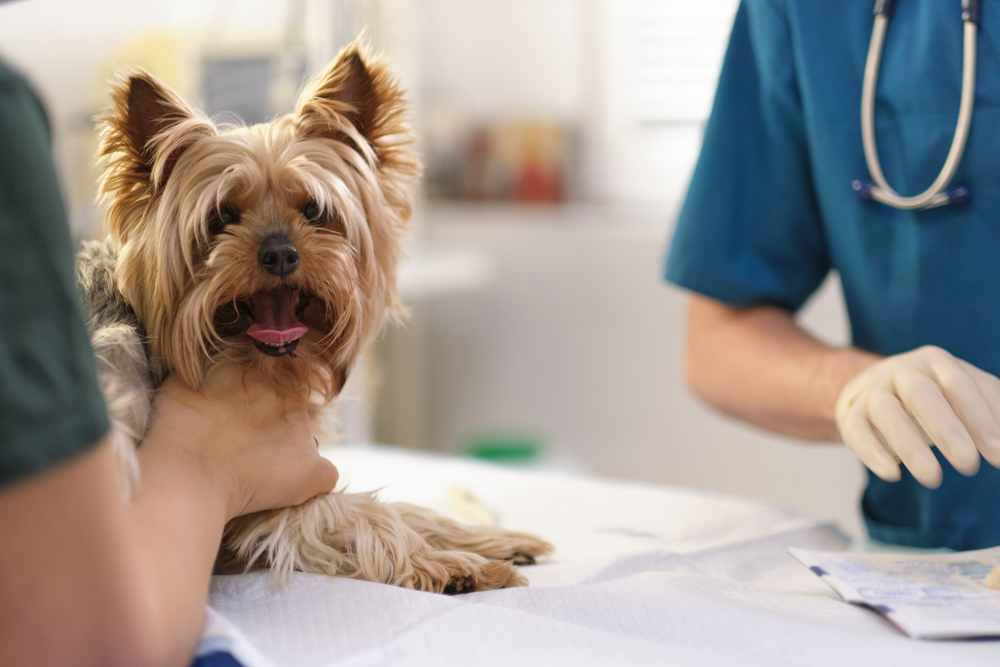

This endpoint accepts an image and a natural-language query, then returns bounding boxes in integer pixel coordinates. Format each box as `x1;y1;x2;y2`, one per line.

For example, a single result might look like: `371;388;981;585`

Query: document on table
789;546;1000;640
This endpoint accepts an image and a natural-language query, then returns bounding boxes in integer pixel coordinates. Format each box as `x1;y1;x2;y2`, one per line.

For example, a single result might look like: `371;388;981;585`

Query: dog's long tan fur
78;40;552;593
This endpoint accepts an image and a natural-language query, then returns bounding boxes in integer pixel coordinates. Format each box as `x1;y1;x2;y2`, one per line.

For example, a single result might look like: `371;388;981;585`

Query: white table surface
203;444;1000;667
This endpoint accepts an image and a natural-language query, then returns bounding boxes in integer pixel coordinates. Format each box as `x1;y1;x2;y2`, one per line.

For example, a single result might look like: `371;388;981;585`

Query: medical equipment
853;0;980;209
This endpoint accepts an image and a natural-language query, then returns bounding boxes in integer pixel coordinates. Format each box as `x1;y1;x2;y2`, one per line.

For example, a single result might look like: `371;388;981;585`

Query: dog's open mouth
240;287;309;357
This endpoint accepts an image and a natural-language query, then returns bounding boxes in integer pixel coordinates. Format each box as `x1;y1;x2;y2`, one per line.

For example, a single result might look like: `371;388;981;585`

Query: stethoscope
853;0;980;209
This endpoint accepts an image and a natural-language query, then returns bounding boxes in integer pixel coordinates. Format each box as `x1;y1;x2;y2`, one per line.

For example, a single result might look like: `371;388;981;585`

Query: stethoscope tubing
859;5;978;209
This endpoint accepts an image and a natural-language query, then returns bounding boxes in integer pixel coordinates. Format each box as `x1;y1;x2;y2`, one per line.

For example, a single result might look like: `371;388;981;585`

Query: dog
76;40;552;593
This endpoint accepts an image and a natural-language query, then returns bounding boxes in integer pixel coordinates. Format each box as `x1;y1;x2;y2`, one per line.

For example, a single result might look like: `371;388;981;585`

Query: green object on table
466;434;543;464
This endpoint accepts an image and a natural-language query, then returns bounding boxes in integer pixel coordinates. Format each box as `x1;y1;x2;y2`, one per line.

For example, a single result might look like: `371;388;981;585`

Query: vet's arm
683;293;878;441
687;294;1000;488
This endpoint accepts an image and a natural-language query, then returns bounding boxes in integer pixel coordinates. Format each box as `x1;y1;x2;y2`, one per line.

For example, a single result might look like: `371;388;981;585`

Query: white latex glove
835;346;1000;488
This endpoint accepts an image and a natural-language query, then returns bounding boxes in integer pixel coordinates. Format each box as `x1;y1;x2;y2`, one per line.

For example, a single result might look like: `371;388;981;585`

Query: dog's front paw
403;550;527;594
391;502;554;566
492;535;554;565
506;551;539;565
445;558;526;594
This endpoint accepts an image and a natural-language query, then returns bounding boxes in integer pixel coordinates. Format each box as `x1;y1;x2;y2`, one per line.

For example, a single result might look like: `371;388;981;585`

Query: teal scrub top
665;0;1000;550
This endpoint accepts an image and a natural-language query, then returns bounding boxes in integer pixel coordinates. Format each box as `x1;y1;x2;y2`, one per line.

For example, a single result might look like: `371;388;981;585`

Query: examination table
195;443;1000;666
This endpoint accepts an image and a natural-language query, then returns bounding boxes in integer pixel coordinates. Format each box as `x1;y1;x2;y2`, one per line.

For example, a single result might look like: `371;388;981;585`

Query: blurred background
0;0;866;537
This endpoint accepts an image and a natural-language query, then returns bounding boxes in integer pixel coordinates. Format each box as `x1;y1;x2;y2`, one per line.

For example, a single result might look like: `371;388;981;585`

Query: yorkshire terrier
76;40;552;593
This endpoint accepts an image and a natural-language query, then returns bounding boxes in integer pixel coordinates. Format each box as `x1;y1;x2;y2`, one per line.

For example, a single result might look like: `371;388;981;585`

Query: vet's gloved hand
142;364;339;520
835;346;1000;488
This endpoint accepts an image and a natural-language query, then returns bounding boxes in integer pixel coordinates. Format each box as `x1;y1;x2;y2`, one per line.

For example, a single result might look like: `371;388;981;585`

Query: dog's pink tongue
247;288;308;344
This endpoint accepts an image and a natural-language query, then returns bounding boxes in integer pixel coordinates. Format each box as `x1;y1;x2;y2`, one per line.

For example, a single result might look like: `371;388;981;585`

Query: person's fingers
894;367;980;476
277;458;339;509
841;397;903;482
929;359;999;470
867;389;943;488
236;440;338;514
962;360;1000;418
302;458;339;502
957;360;1000;466
280;418;337;505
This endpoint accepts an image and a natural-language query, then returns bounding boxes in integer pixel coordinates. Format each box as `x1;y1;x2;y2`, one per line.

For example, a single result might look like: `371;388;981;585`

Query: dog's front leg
391;501;554;565
218;492;531;593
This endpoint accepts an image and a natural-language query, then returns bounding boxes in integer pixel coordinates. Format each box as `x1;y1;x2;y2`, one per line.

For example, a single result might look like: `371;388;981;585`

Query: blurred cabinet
399;202;866;539
334;242;492;447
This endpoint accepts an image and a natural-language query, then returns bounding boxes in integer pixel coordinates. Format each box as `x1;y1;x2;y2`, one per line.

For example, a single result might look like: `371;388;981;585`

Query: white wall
417;0;583;121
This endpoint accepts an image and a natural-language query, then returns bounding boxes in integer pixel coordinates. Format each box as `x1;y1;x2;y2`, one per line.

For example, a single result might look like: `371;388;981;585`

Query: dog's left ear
100;68;216;190
294;40;414;176
98;67;217;244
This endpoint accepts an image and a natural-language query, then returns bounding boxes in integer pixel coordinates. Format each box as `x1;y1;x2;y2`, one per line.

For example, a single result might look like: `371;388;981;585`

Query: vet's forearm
684;294;879;441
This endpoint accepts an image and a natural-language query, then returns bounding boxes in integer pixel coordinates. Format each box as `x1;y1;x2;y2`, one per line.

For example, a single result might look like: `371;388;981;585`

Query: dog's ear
296;40;419;330
98;67;216;240
294;40;415;175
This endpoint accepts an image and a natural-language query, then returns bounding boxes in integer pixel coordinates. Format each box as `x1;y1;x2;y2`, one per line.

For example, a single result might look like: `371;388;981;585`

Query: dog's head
97;41;417;400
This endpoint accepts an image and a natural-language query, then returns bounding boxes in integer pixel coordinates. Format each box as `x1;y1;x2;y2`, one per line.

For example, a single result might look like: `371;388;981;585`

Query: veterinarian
0;57;340;667
666;0;1000;550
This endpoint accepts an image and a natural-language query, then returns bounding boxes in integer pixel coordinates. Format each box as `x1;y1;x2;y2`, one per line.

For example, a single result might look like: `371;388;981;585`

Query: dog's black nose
258;235;299;277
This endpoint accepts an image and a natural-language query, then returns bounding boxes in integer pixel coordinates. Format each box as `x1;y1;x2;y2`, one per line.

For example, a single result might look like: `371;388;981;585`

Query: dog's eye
302;200;325;227
220;206;240;226
208;205;240;236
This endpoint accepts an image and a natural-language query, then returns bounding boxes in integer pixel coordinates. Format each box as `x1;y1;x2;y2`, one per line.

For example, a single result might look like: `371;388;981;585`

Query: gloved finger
930;359;998;470
840;397;902;482
960;360;1000;417
894;367;980;476
868;389;943;488
956;360;1000;466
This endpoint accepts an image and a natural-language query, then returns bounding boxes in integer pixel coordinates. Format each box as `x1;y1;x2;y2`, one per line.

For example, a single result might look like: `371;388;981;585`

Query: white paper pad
790;546;1000;639
203;444;1000;666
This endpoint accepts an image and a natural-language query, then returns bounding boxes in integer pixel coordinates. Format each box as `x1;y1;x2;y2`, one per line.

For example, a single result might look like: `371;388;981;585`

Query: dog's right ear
98;67;215;241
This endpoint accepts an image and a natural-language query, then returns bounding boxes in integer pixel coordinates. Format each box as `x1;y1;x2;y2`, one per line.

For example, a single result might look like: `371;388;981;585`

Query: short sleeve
664;0;831;311
0;61;109;486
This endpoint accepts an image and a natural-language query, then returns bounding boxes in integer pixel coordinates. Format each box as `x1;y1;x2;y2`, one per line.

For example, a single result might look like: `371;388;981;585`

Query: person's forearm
1;367;334;667
0;440;228;667
685;294;880;441
126;435;233;666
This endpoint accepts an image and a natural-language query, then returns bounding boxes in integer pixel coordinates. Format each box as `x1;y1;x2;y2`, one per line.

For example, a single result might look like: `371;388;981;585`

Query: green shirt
0;58;108;486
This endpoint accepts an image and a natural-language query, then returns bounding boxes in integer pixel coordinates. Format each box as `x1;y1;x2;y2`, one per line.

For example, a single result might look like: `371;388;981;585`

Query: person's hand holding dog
836;345;1000;488
140;364;339;521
